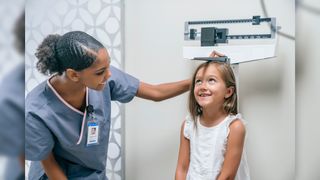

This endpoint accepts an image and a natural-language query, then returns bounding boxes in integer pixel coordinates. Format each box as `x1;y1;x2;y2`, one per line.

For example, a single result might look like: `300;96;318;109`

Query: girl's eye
208;78;216;84
195;79;202;85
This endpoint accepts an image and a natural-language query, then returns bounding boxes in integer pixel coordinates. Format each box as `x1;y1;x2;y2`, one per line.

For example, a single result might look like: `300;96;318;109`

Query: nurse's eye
195;79;202;85
95;70;105;76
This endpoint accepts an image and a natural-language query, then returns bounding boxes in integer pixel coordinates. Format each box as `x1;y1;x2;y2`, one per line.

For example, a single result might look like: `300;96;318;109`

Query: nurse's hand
209;50;225;57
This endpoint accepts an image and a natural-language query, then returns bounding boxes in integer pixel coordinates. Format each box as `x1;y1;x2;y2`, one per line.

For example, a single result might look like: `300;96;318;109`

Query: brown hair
188;61;238;123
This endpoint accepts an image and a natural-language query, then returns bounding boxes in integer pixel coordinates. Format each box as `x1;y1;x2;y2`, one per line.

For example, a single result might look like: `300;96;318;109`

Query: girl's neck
50;75;87;111
200;106;228;127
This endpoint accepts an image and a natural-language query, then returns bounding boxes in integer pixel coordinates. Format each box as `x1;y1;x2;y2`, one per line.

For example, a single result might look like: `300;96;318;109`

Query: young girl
25;31;191;180
175;61;250;180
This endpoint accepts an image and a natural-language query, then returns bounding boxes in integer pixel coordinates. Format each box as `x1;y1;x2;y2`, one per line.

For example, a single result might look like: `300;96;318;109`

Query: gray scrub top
25;66;139;180
0;63;25;180
0;63;25;156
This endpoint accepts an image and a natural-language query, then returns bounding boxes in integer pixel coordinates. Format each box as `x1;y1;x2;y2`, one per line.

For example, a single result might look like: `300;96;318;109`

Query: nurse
25;31;190;180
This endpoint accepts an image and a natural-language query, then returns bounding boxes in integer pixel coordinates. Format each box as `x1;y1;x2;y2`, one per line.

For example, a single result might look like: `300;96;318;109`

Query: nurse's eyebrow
96;58;111;73
96;67;106;73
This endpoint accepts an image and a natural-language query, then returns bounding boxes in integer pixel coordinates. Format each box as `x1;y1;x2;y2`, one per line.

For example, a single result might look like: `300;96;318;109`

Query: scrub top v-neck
25;66;139;180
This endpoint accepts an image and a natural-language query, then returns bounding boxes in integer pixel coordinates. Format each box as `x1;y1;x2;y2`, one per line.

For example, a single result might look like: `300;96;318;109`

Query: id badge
87;120;99;146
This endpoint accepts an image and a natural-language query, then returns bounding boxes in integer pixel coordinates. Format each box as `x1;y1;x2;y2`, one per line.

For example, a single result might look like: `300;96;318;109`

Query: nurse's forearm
41;152;67;180
137;79;191;101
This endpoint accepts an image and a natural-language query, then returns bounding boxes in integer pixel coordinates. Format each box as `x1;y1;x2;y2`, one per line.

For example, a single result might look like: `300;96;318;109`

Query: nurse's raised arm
134;50;223;101
136;80;191;102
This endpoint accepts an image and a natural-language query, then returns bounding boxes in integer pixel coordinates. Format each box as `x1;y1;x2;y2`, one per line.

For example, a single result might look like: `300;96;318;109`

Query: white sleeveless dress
184;113;250;180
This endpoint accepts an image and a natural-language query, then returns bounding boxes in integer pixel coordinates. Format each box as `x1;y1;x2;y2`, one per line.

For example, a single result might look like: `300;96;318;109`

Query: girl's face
193;63;233;110
77;48;111;91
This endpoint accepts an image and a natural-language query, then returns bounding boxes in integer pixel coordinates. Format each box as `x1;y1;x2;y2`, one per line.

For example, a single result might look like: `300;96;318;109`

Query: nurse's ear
66;68;80;82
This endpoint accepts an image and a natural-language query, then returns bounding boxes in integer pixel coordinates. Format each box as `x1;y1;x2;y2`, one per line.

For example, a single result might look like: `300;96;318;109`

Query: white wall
296;0;320;179
124;0;295;180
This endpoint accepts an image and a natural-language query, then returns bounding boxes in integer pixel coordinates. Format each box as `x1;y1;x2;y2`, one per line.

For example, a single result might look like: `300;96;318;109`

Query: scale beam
183;15;279;64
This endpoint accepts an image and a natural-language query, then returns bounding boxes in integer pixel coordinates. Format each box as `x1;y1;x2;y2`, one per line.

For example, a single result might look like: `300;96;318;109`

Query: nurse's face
78;48;111;91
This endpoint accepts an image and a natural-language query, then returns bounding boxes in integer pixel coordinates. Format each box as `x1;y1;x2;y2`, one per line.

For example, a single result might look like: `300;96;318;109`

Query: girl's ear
66;68;80;82
225;86;234;99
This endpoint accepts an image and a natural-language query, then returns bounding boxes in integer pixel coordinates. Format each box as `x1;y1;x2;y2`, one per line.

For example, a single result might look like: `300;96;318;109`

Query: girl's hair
35;31;105;75
188;61;238;121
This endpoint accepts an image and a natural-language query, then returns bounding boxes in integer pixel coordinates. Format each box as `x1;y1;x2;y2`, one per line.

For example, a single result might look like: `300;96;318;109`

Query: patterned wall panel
25;0;125;179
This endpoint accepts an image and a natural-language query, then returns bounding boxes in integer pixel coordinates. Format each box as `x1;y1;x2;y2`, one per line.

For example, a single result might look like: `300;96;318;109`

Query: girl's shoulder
227;113;247;126
226;113;247;136
185;114;195;123
183;114;196;139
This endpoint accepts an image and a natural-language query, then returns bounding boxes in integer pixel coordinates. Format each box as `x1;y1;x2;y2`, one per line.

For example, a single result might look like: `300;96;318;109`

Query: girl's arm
217;119;246;180
41;152;67;180
175;121;190;180
136;80;190;101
